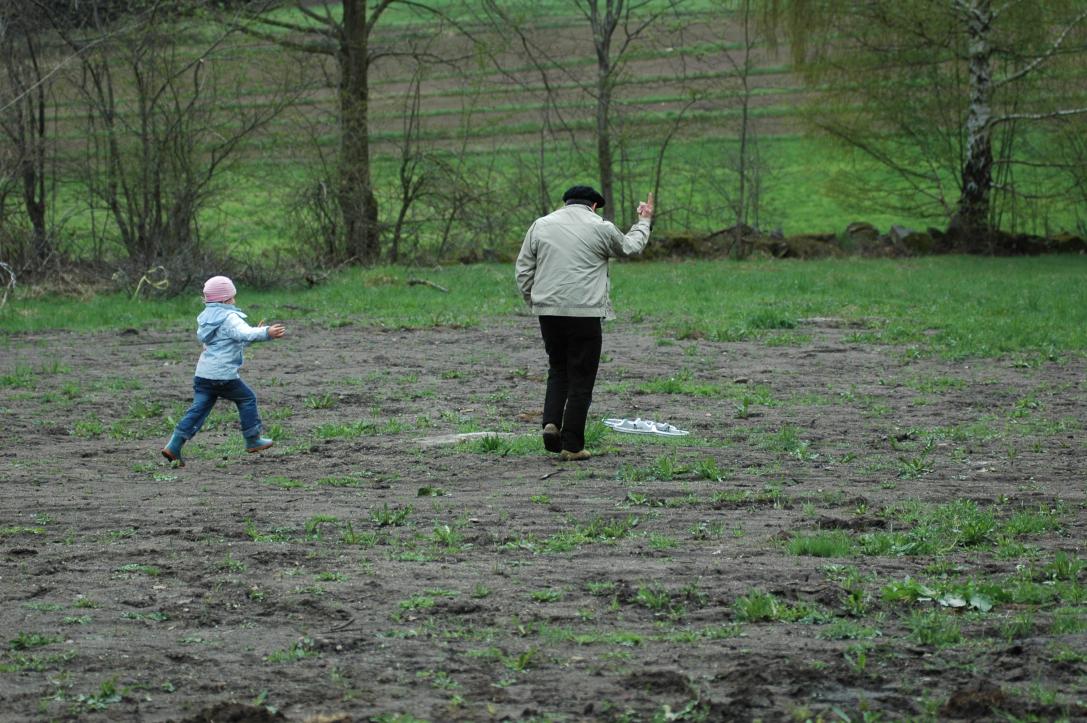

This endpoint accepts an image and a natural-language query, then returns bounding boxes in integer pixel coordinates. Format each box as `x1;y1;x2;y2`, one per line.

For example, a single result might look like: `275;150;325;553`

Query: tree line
1;0;1085;290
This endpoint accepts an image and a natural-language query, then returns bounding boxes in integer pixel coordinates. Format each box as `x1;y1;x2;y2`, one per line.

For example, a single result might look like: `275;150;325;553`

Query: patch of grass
786;530;854;557
530;588;564;603
313;419;377;439
465;433;541;456
262;475;304;489
0;650;76;672
0;526;45;538
732;590;829;623
265;637;318;663
637;369;723;396
587;581;618;597
9;632;61;650
304;515;341;539
513;515;640;554
907;609;962;647
0;365;37;388
243;518;293;543
370;503;413;527
755;424;817;461
304;392;336;409
74;678;124;712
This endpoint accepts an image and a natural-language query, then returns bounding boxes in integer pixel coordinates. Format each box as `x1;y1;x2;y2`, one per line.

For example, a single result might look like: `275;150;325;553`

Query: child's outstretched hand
267;323;286;339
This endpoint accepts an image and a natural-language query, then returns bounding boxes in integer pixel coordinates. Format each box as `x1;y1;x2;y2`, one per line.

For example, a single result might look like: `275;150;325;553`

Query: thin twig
407;278;449;293
0;262;15;309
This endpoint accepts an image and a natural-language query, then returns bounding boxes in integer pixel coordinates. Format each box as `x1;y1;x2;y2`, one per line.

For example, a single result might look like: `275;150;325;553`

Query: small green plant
313;420;376;439
530;588;563;603
10;632;61;650
431;524;462;550
72;418;104;438
694;457;726;481
503;647;539;672
587;581;617;596
304;515;341;539
304;393;336;409
897;453;932;479
843;642;873;675
263;475;303;489
733;590;783;622
370;503;413;527
908;609;962;647
1000;611;1035;641
648;532;679;550
265;637;318;663
217;554;246;572
690;521;725;540
75;678;123;712
340;523;378;547
634;584;673;613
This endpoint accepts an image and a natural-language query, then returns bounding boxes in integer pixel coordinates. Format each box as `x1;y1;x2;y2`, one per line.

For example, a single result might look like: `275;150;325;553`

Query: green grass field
4;257;1085;361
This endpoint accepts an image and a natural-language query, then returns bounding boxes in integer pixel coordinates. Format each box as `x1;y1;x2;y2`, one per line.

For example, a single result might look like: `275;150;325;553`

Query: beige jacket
515;204;651;319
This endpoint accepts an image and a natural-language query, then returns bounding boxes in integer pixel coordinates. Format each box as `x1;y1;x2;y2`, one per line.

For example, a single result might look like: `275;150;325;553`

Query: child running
161;275;285;466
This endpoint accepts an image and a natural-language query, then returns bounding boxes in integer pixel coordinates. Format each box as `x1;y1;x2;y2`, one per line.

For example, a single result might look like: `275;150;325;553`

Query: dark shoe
245;436;274;453
542;423;561;453
560;449;591;461
161;432;186;467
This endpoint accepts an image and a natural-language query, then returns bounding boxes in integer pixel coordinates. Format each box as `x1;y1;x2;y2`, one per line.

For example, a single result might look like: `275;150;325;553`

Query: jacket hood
197;303;244;344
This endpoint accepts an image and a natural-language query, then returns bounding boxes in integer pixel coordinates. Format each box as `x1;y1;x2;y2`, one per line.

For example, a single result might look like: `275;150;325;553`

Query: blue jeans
174;377;262;441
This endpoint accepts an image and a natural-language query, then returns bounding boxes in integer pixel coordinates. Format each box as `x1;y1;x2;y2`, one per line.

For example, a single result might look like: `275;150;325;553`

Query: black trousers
538;315;602;452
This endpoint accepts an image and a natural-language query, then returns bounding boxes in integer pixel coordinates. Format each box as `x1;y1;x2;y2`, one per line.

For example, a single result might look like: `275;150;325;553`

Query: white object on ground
418;432;516;448
602;418;689;437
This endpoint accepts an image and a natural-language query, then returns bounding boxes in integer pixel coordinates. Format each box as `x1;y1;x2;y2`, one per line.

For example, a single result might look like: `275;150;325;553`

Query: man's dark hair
562;185;606;208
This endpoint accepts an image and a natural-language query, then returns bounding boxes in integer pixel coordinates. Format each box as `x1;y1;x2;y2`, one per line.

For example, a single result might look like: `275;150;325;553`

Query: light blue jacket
193;303;270;380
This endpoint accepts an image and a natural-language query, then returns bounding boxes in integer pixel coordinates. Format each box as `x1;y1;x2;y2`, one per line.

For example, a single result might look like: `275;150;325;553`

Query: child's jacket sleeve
220;313;271;342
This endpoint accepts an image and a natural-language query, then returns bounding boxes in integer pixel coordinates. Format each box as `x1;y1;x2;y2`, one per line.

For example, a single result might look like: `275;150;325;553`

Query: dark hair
562;185;605;208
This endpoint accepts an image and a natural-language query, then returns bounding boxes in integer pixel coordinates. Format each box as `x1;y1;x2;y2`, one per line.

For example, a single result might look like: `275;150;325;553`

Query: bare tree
0;0;53;265
388;64;428;263
49;1;294;269
470;1;684;222
231;1;449;265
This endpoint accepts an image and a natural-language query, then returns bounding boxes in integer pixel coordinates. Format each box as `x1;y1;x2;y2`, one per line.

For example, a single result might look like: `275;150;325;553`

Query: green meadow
5;256;1086;362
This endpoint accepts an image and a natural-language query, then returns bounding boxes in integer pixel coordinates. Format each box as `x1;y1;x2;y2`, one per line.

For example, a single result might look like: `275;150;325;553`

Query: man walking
516;185;654;460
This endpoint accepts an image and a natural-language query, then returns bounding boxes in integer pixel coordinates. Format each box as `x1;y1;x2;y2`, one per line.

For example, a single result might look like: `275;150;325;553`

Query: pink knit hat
203;276;236;303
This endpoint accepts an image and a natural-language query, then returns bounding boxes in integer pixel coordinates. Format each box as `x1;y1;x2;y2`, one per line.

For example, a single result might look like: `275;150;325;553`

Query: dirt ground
1;316;1085;722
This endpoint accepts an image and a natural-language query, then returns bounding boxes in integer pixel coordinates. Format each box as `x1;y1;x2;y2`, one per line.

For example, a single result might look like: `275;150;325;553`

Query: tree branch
994;106;1087;124
995;8;1087;88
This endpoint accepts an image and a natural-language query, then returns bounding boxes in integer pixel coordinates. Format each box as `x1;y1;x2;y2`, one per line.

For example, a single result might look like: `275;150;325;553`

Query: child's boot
245;434;274;453
161;432;186;466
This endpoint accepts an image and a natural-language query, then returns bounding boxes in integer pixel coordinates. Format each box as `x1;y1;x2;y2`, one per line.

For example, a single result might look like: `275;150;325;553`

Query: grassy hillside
25;2;1087;261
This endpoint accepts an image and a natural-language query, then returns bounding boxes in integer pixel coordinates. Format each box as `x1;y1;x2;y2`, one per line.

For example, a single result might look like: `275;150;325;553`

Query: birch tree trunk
955;0;994;244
